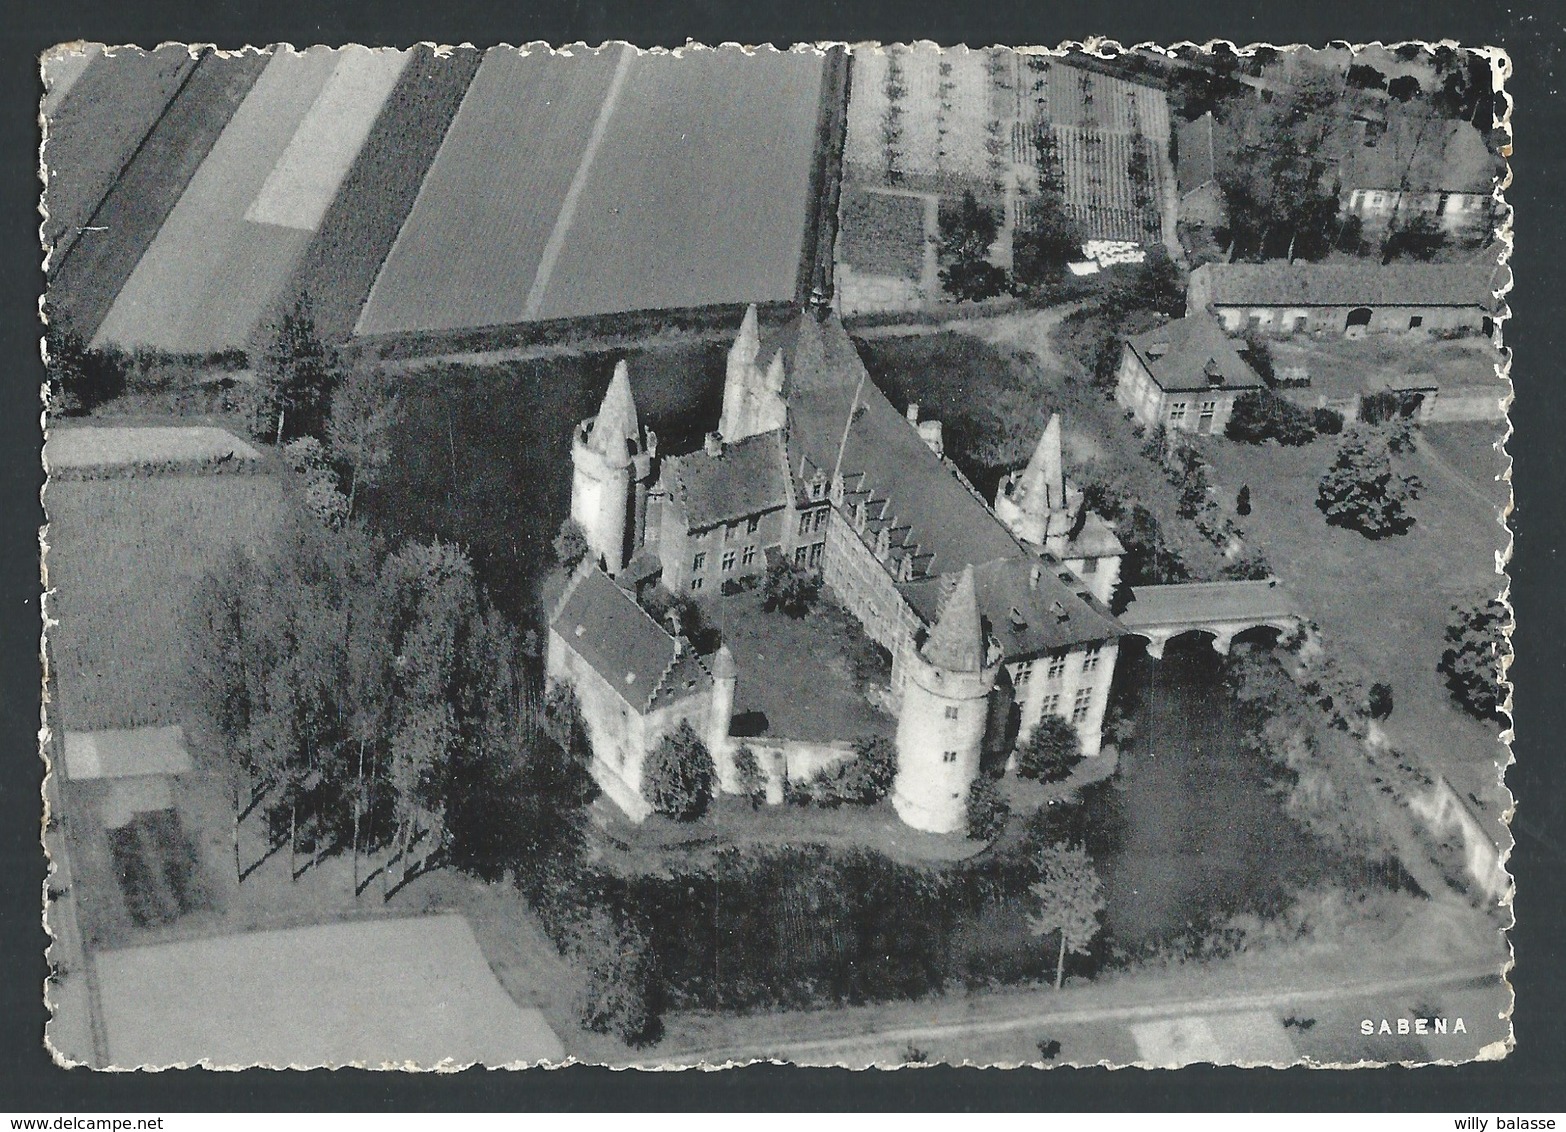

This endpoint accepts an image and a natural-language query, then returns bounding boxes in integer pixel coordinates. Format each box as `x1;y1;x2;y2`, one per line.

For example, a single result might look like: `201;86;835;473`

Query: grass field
46;51;268;338
273;45;481;343
1198;427;1509;812
838;187;928;282
45;424;259;471
95;914;564;1067
41;46;195;262
46;466;288;730
357;47;825;335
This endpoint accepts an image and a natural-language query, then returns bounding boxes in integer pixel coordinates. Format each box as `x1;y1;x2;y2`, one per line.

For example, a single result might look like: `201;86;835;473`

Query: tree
881;50;908;186
966;773;1010;841
733;746;767;810
762;556;822;617
938;191;1009;302
552;518;591;573
644;720;715;821
1316;429;1420;537
1013;185;1083;291
1236;485;1252;516
1368;682;1394;720
1016;715;1082;782
282;437;350;530
1382;213;1446;263
252;294;339;444
1438;600;1510;720
840;734;897;804
1225;389;1317;446
43;319;125;415
573;909;662;1046
327;368;401;516
1026;843;1107;990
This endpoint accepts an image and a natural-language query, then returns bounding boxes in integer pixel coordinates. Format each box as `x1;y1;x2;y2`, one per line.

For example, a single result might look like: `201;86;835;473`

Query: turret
893;566;1001;834
718;304;787;443
995;413;1083;556
709;644;738;791
570;360;647;575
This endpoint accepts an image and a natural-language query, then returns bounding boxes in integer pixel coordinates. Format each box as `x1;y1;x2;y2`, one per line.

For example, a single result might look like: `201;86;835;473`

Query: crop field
838;188;928;281
46;51;269;340
273;45;481;343
46;466;288;731
46;425;261;472
357;46;826;336
94;49;406;354
41;45;195;264
41;44;102;117
354;47;621;336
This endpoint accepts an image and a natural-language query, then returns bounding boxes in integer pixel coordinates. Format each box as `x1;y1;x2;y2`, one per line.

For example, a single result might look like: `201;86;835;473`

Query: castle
547;305;1128;834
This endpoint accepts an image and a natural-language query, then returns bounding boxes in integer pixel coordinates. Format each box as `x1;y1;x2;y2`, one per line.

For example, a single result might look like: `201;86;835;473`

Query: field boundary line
522;45;635;320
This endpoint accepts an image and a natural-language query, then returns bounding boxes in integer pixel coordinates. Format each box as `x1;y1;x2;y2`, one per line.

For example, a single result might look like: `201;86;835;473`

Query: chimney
705;431;724;458
906;402;920;424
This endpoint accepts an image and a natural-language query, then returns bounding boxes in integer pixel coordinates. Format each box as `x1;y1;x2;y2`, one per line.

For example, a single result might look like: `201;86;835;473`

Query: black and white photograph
37;40;1513;1071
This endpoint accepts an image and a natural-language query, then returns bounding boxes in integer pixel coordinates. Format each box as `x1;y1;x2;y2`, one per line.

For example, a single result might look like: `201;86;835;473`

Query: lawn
45;462;289;730
47;50;269;339
838;187;927;282
1269;335;1507;404
698;588;894;744
94;913;564;1067
1197;427;1509;812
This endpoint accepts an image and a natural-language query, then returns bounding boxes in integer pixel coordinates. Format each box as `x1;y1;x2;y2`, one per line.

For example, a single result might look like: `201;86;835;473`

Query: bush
552;518;590;572
938;191;1010;302
1236;485;1252;516
644;721;715;821
966;774;1010;841
733;745;767;809
1016;716;1081;782
1312;407;1345;435
1316;430;1420;537
1438;601;1510;720
762;556;822;617
1368;682;1394;720
573;908;663;1047
1226;389;1317;446
796;735;898;807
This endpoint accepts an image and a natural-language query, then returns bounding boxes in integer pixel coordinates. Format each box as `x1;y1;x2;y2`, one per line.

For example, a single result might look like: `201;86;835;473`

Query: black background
4;0;1562;1112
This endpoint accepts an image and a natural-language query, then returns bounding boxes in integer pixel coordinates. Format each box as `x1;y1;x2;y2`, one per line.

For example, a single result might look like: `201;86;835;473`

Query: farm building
1114;312;1264;435
1268;335;1509;425
1187;261;1504;339
554;304;1127;834
1335;114;1499;238
1173;112;1226;229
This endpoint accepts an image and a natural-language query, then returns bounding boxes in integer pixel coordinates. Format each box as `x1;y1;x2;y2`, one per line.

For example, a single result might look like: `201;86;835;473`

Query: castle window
814;509;828;532
942;750;958;764
1080;557;1098;574
747;515;760;534
809;542;824;566
692;552;706;572
1082;646;1102;673
794;546;808;566
691;577;703;592
810;480;826;501
1046;655;1067;680
1042;693;1061;716
1013;660;1034;686
1071;687;1093;723
721;550;737;572
945;705;960;721
798;512;813;536
1168;401;1188;425
742;544;757;566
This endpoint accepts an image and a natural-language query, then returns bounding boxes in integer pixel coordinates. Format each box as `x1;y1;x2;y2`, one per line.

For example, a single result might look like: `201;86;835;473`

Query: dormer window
809;479;826;501
1146;343;1168;360
1009;606;1028;631
1205;359;1225;386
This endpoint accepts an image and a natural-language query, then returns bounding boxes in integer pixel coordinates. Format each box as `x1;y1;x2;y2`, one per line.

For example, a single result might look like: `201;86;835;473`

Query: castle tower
893;566;1001;834
994;413;1080;556
718;304;788;443
570;360;642;575
709;644;738;791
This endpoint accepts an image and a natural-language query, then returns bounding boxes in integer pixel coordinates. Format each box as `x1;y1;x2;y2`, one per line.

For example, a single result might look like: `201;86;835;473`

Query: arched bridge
1119;579;1303;659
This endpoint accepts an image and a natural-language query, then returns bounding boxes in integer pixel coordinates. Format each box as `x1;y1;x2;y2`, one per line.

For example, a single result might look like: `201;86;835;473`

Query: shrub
966;774;1010;841
938;191;1010;302
1368;682;1394;720
1316;430;1420;537
733;745;767;809
552;518;591;572
1312;407;1345;435
1236;485;1252;516
798;735;898;807
1438;600;1510;720
1036;1038;1062;1061
1016;716;1081;782
573;908;663;1047
1226;389;1317;446
644;721;715;821
762;556;822;617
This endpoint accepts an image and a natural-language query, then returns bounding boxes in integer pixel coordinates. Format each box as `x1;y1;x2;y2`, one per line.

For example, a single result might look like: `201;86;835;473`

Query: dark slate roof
921;566;987;672
1191;262;1502;310
1176;113;1218;196
1125;313;1263;394
550;567;711;713
900;556;1124;660
661;429;790;530
1337;116;1499;196
1064;511;1126;561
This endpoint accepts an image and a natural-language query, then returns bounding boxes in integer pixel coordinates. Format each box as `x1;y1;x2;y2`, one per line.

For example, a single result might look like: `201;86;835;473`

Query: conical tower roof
1017;413;1065;512
588;360;640;459
711;643;737;680
734;303;760;360
922;565;986;672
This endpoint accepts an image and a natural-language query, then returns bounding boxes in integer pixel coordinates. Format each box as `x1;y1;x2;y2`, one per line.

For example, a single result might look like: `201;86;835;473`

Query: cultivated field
94;50;406;354
45;464;288;730
95;914;565;1067
357;46;826;336
41;45;195;263
45;424;260;472
46;51;269;338
273;45;482;343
